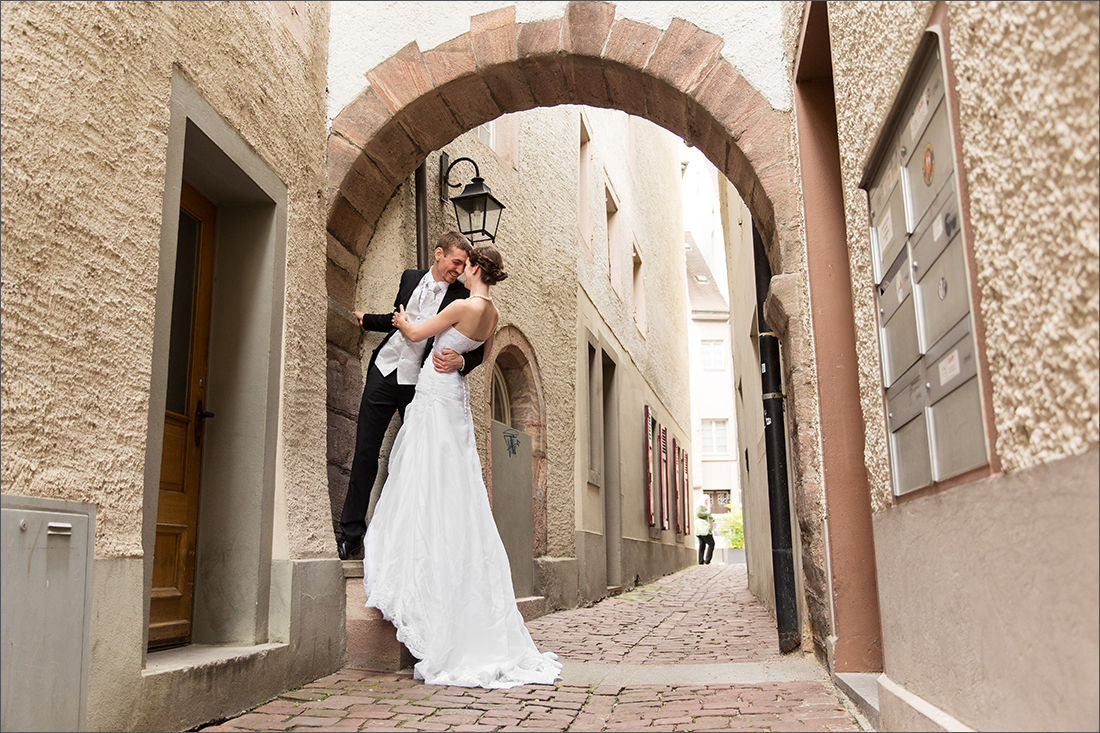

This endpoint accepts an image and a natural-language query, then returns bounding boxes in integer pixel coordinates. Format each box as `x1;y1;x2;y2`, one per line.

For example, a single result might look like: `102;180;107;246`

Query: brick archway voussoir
644;17;725;94
563;1;615;57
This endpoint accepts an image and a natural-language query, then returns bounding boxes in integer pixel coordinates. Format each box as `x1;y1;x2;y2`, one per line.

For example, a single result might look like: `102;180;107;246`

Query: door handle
194;400;215;447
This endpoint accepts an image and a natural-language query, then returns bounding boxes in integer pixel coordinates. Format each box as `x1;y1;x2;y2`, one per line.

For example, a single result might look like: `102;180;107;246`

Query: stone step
343;561;550;670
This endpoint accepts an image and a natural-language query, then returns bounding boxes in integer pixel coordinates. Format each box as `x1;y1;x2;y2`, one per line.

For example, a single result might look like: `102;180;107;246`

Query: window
632;241;645;334
491;365;510;426
475;120;495;149
704;489;731;514
701;419;729;455
701;340;725;370
588;342;601;477
578;117;592;249
605;183;621;295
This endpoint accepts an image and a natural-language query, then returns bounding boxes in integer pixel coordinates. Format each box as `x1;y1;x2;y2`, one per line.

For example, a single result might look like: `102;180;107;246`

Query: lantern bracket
440;153;481;203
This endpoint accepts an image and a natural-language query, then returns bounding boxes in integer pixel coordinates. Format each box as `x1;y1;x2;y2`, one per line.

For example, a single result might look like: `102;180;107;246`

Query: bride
361;245;562;689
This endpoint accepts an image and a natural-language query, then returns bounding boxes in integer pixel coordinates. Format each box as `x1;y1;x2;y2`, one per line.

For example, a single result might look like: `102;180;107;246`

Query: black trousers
339;364;416;542
697;534;715;565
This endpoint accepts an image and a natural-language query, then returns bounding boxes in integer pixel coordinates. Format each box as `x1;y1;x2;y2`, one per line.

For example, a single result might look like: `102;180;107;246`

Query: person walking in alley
696;501;715;565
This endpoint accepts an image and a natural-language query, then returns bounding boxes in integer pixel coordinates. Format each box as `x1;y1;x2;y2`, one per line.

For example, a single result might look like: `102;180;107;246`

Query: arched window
491;364;511;426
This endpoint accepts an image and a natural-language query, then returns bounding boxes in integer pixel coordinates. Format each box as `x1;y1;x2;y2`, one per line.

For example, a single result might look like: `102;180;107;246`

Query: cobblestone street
204;564;871;732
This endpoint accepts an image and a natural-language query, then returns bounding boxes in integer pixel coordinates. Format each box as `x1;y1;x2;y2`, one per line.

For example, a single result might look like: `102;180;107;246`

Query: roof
684;232;729;315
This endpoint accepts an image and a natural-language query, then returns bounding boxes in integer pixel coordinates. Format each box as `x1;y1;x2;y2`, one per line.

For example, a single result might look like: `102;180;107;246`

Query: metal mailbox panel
910;174;960;277
898;49;945;158
868;151;908;278
925;325;978;406
877;244;912;323
904;100;955;232
890;412;933;496
881;293;921;388
1;499;94;732
916;236;970;350
929;376;987;480
886;363;926;432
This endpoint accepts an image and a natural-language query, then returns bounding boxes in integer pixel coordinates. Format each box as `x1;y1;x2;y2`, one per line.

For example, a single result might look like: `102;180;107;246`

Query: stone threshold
835;672;881;730
143;642;287;675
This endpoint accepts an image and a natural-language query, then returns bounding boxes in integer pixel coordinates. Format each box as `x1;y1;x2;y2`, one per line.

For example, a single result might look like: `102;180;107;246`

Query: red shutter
660;426;670;530
643;406;655;526
671;439;680;534
677;444;686;530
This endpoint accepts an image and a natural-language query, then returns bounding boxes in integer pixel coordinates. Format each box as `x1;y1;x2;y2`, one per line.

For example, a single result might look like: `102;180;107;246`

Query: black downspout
753;223;801;654
415;161;429;269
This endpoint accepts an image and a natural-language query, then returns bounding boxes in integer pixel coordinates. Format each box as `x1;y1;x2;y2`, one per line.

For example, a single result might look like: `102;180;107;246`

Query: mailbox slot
910;172;960;278
929;376;986;481
904;100;955;232
924;318;978;406
890;412;933;496
886;362;926;432
916;235;970;351
897;49;946;158
868;147;908;280
881;288;921;388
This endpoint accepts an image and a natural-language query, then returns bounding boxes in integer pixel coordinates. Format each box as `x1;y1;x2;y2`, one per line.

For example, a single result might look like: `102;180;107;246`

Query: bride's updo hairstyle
469;245;509;286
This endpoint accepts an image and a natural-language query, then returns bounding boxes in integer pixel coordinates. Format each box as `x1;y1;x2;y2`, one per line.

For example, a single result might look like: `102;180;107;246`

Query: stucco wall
829;1;1099;509
0;1;332;558
948;1;1099;471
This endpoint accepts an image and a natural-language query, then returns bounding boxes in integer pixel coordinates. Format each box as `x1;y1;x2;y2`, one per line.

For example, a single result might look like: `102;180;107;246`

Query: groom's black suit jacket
361;268;485;378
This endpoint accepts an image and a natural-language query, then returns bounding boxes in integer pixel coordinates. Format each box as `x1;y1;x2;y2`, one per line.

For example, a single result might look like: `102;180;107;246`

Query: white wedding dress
362;326;562;688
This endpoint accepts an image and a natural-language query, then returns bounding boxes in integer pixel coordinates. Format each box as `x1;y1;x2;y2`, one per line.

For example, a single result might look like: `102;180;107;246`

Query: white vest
374;273;449;385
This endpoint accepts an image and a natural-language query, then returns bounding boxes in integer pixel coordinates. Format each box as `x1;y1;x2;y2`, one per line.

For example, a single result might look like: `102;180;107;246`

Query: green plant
715;506;744;549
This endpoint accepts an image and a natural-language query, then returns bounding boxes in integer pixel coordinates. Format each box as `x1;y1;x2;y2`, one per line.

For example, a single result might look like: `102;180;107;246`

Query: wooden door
149;182;215;649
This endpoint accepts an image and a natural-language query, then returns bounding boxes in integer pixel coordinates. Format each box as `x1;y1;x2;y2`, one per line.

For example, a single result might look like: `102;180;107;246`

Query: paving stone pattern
205;565;867;732
527;565;781;665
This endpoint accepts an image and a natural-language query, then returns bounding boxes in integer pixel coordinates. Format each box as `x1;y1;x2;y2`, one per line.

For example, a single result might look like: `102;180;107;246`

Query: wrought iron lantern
440;153;505;243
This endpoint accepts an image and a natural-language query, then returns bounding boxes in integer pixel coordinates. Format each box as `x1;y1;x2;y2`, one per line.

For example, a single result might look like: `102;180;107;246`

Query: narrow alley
202;565;871;732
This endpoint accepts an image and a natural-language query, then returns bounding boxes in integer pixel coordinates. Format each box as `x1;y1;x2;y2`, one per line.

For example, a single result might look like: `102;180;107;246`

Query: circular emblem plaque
923;143;935;186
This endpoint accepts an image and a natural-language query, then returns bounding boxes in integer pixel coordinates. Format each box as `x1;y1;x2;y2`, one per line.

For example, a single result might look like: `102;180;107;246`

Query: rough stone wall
0;1;332;557
773;0;830;651
829;1;1098;510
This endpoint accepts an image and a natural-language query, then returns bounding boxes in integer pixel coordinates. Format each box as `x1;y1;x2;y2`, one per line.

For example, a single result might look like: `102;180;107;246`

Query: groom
337;231;486;560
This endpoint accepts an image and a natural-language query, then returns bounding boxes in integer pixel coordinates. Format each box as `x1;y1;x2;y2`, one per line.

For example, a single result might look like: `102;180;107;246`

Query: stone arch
326;1;800;322
323;3;816;601
483;325;548;557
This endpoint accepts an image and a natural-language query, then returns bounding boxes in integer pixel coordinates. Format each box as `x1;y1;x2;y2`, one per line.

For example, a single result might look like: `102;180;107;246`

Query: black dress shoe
337;535;363;561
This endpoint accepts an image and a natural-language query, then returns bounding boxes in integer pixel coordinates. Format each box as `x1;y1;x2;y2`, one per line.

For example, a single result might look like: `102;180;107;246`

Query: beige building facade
1;2;343;731
3;2;1097;732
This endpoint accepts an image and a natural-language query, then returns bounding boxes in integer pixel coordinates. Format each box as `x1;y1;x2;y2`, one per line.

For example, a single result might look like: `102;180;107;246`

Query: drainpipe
753;224;801;654
415;161;429;268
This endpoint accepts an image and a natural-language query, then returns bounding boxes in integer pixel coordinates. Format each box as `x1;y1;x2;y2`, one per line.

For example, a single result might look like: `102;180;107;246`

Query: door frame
141;70;288;658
